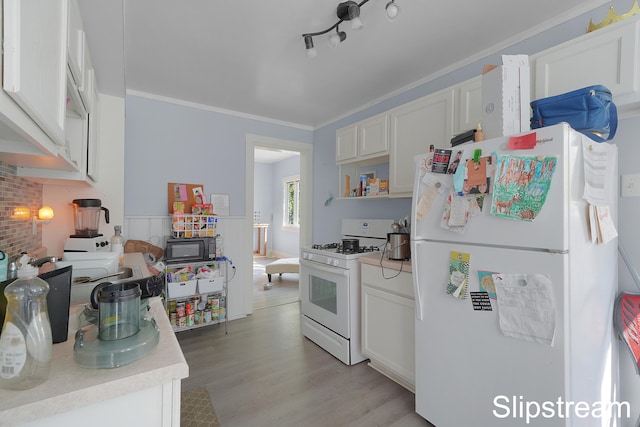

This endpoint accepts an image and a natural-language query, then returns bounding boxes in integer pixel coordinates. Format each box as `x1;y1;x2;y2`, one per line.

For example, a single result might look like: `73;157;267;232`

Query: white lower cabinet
361;262;415;391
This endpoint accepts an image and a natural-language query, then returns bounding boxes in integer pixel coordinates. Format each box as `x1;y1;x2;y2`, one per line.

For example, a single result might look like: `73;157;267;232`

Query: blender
73;280;160;369
64;199;111;252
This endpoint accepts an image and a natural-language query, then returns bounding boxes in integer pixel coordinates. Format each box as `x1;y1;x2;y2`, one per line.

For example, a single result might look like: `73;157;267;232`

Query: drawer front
361;263;413;299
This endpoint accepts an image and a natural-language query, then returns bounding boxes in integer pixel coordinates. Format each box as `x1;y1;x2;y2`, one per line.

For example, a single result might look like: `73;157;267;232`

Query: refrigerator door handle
410;240;424;321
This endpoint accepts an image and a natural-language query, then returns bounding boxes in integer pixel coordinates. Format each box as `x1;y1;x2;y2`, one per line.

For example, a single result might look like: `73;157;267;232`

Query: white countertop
0;296;189;426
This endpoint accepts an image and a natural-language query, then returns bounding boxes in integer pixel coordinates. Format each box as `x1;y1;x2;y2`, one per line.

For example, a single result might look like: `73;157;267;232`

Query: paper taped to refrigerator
492;273;556;345
581;140;617;205
446;251;470;299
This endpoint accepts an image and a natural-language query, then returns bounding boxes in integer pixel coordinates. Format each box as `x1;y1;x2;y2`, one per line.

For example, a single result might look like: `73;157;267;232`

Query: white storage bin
198;277;224;294
167;279;197;298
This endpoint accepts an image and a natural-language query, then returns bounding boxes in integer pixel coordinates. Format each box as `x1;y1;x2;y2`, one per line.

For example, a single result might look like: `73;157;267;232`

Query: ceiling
254;148;300;164
78;0;610;129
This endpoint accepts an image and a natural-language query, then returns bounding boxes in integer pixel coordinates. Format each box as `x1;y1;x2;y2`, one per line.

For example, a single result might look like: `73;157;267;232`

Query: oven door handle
300;259;349;277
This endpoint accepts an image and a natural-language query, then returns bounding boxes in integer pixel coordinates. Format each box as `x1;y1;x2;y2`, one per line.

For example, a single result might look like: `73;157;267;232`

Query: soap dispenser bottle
0;255;52;390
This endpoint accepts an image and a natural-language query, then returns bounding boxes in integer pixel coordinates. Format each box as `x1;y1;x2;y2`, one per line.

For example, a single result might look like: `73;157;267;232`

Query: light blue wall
124;96;312;217
253;162;272;225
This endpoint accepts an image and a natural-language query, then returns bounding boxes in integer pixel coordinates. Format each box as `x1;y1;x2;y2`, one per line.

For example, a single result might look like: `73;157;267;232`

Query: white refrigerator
410;123;619;426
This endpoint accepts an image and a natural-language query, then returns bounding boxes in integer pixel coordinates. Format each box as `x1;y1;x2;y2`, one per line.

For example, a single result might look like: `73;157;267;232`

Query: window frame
282;174;301;230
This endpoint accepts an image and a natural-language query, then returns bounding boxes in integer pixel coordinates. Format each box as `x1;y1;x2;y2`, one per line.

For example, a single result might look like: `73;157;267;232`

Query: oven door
300;258;350;338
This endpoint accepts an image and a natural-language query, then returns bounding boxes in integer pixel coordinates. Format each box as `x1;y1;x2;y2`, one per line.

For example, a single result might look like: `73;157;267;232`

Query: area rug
181;387;221;427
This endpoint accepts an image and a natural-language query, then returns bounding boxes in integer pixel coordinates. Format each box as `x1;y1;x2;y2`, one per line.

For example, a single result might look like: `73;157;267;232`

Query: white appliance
64;236;111;252
300;219;394;365
410;123;619;426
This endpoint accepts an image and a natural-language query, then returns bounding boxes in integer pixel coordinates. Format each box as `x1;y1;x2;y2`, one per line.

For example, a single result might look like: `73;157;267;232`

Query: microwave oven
165;237;216;263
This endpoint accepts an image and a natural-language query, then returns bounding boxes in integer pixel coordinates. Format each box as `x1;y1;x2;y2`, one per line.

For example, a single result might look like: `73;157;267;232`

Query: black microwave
165;237;216;263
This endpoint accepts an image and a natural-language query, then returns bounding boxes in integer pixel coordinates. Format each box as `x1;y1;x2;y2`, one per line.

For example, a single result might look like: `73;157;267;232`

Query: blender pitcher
72;199;110;237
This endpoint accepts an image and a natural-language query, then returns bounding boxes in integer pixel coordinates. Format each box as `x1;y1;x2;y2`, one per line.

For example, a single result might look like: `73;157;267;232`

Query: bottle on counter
474;123;485;142
111;225;125;266
0;255;52;390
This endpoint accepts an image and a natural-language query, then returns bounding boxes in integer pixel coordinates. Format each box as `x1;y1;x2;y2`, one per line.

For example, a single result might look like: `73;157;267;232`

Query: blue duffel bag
530;85;617;142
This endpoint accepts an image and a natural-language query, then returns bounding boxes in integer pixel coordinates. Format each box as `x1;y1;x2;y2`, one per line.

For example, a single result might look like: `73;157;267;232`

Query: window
283;175;300;228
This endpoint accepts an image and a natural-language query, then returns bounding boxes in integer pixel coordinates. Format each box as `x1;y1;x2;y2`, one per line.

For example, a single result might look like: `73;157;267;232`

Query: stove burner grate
311;243;381;254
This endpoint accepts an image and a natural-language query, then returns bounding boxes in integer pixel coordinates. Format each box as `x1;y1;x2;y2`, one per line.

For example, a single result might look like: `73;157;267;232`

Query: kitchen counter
359;253;412;273
0;296;188;426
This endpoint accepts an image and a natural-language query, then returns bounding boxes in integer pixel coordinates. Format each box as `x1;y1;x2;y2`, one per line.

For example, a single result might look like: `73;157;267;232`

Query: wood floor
177;258;433;427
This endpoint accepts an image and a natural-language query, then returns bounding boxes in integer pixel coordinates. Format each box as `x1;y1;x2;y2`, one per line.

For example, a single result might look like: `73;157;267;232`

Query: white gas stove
300;219;394;365
301;219;393;268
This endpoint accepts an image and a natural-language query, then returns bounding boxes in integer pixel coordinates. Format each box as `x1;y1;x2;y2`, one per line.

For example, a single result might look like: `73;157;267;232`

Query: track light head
337;1;360;20
328;27;347;47
385;0;400;20
304;35;317;58
337;1;364;31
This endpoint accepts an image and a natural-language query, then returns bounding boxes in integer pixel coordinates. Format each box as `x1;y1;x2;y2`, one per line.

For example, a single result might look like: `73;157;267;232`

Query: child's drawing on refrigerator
490;154;557;221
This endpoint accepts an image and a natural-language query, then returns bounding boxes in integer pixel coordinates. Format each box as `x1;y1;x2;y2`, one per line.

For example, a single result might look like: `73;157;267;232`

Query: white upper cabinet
336;113;389;164
9;0;101;184
534;16;640;107
336;124;358;163
86;69;100;182
389;89;454;197
453;76;482;136
358;113;389;158
3;0;68;147
67;0;85;90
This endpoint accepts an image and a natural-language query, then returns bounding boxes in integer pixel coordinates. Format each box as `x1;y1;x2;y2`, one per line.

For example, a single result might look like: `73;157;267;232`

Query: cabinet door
79;39;93;112
86;69;99;182
336;124;358;163
534;19;638;99
389;90;454;197
67;0;84;88
361;284;415;386
453;76;482;136
358;113;389;158
3;0;67;146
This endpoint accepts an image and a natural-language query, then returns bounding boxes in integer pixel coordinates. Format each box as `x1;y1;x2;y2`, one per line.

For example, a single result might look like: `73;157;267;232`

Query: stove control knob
305;253;313;260
332;259;339;266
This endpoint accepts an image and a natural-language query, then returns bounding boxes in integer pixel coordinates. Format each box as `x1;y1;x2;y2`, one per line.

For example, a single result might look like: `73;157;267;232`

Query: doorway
245;134;312;313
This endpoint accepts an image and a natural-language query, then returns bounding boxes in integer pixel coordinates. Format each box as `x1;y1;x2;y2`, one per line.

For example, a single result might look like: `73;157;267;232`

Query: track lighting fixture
302;0;400;58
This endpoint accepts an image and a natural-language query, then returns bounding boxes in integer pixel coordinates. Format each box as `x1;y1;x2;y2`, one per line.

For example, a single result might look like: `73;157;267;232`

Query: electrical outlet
621;174;640;197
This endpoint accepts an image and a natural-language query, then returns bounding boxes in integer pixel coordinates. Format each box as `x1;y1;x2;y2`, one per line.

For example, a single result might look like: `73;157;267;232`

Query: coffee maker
64;199;111;252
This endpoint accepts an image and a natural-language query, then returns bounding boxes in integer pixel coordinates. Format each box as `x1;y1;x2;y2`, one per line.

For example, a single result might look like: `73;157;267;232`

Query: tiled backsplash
0;161;43;257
